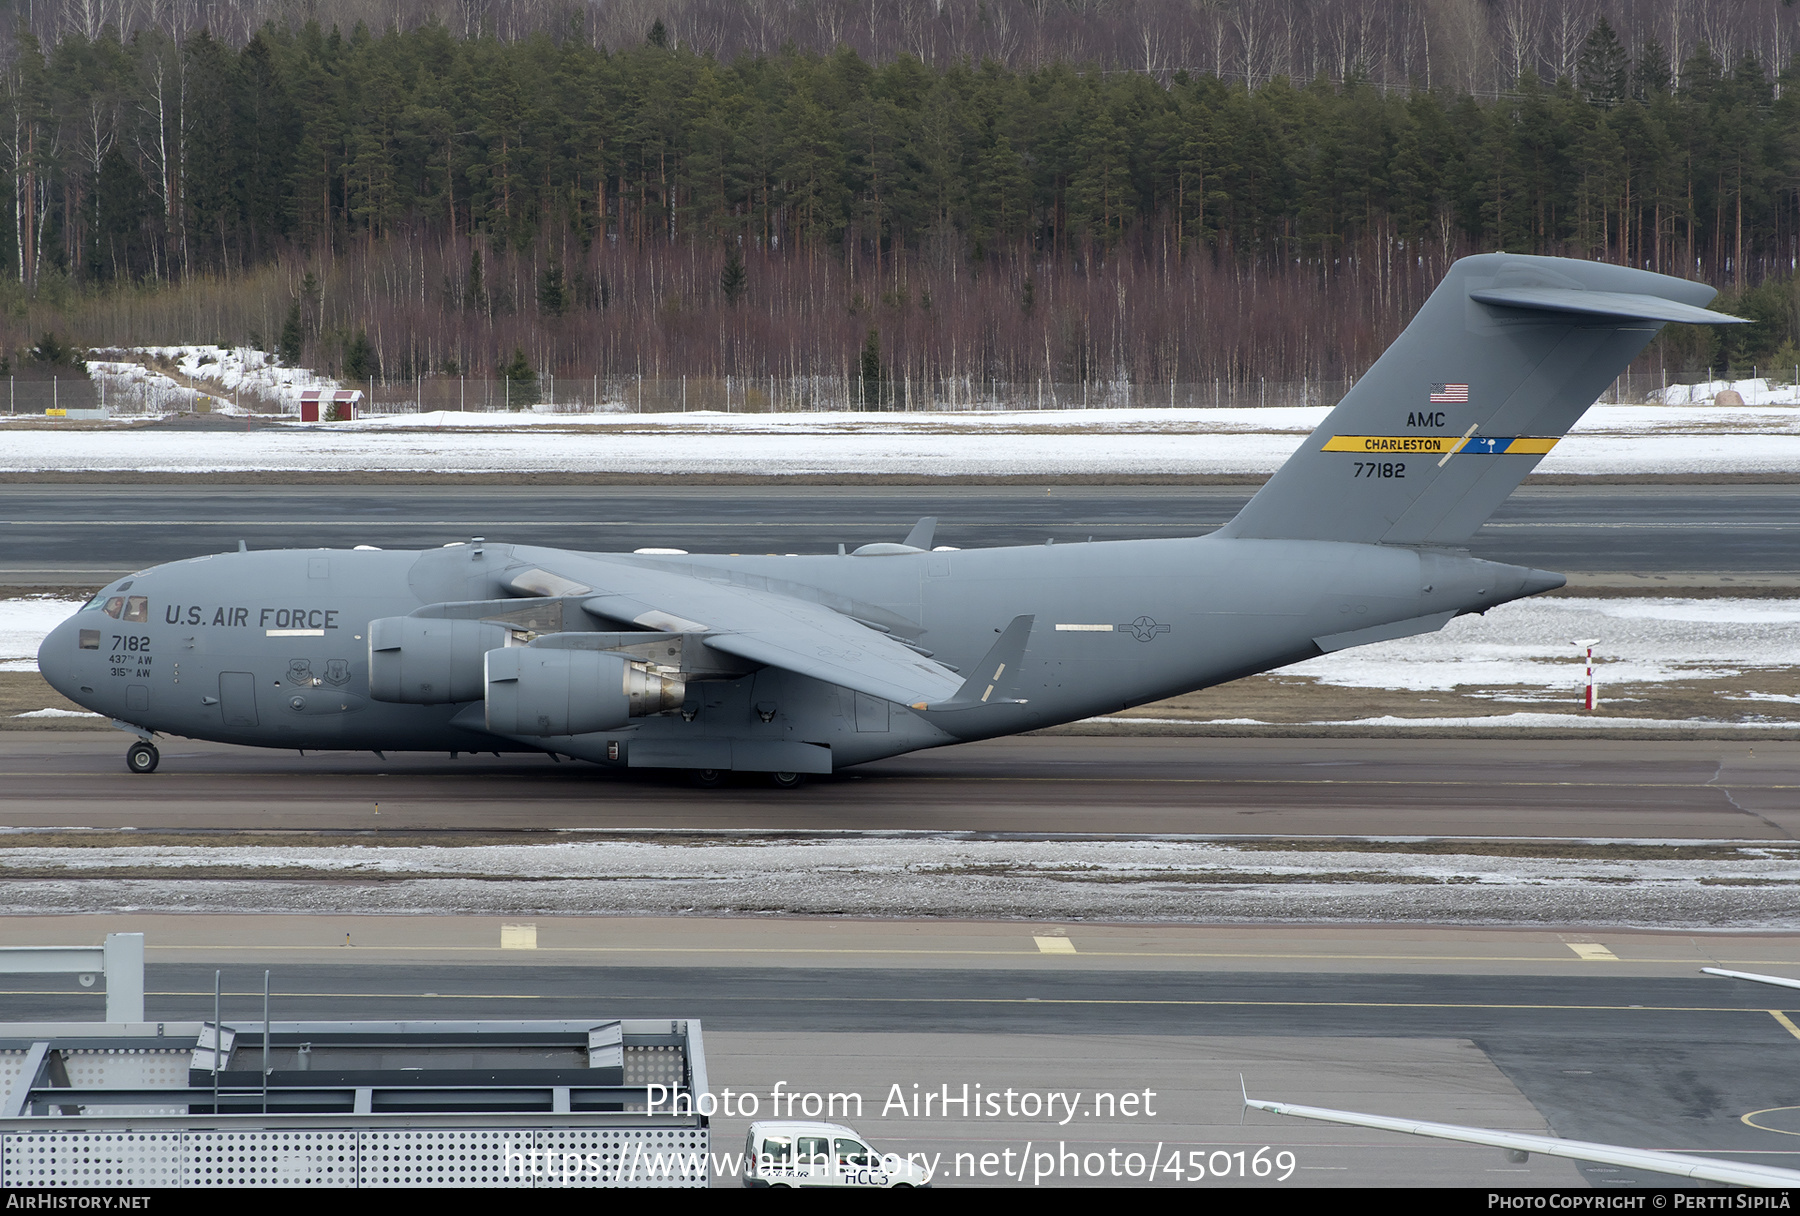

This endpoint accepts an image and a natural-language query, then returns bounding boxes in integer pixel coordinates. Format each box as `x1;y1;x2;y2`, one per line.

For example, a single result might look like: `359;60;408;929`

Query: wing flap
704;629;963;706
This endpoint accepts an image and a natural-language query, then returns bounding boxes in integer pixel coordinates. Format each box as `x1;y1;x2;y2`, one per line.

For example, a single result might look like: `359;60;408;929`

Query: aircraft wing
1243;1087;1800;1187
509;559;966;706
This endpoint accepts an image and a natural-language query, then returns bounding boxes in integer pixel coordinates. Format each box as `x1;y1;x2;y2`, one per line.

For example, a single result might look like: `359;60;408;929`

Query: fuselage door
219;671;259;727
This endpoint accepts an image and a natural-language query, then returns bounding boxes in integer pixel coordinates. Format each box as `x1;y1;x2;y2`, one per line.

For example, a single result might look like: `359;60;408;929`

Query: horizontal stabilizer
911;615;1034;712
1469;286;1746;325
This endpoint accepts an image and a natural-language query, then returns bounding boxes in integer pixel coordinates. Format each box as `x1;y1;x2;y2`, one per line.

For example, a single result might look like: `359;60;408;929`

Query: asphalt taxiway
0;733;1794;838
5;482;1800;585
6;917;1799;1187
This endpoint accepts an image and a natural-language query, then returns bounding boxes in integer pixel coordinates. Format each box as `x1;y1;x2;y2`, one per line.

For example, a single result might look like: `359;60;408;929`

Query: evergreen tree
343;329;379;382
859;328;883;409
720;245;746;305
1633;42;1673;99
1578;19;1630;107
537;263;568;316
466;247;486;314
647;19;669;48
31;333;79;367
501;346;538;407
278;301;304;366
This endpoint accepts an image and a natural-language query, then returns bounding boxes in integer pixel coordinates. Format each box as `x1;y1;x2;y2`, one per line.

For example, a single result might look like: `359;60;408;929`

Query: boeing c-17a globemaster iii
38;254;1743;783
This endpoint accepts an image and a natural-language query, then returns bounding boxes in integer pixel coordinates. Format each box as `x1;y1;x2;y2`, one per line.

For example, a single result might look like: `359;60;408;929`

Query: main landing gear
126;741;160;774
686;769;809;789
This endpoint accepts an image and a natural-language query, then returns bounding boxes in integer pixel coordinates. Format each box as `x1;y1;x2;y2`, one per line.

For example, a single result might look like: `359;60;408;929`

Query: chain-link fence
339;374;1362;416
21;366;1800;419
0;378;103;414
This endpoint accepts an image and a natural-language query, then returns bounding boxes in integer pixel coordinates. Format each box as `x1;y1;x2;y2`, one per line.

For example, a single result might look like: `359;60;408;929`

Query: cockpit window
123;596;148;623
102;597;125;619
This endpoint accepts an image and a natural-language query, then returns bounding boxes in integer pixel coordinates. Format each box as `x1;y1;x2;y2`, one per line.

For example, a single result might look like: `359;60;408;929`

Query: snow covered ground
7;372;1800;476
1288;595;1800;697
0;403;1790;477
7;594;1799;728
84;346;338;414
3;834;1795;925
1651;377;1800;406
0;597;86;673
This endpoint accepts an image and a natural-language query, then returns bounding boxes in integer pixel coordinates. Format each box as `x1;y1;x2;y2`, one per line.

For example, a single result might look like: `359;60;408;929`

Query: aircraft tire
126;742;160;774
689;768;726;788
767;771;806;790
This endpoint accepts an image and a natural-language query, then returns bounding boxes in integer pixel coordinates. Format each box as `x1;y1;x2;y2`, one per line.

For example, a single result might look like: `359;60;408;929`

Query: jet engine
484;646;685;736
368;617;509;704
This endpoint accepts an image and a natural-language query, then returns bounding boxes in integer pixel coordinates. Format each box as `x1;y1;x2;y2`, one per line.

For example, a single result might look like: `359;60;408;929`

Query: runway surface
2;732;1795;839
5;483;1800;582
7;917;1800;1187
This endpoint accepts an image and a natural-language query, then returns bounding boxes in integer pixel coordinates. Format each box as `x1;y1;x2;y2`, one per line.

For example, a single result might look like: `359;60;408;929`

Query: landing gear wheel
689;768;726;788
126;741;159;774
767;771;806;790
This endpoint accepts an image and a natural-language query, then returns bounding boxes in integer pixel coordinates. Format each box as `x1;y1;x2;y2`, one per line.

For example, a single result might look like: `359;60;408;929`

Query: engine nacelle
484;646;685;736
368;616;508;704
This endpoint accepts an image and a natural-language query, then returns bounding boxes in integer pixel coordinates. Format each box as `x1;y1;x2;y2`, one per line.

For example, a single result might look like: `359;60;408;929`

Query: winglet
903;516;938;551
910;615;1033;712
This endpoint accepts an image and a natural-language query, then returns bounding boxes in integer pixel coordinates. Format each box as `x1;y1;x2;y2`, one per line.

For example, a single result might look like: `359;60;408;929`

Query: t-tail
1217;253;1744;546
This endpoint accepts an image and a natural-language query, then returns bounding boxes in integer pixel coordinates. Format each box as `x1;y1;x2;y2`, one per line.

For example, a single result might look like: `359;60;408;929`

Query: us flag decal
1429;383;1470;403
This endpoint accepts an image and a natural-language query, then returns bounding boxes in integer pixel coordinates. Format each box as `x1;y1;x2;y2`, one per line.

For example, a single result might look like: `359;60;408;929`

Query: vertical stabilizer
1216;254;1742;545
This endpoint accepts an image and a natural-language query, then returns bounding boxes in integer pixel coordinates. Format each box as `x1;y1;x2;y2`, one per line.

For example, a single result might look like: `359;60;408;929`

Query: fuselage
37;535;1557;772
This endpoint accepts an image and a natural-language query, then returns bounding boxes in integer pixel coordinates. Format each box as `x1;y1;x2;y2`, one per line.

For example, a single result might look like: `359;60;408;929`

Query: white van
743;1121;933;1188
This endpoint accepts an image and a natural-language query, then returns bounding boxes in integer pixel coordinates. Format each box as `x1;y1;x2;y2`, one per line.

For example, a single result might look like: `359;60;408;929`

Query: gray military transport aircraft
39;253;1742;783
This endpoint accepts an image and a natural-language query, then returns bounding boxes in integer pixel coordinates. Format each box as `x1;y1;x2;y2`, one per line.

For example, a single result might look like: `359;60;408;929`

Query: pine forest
1;0;1799;402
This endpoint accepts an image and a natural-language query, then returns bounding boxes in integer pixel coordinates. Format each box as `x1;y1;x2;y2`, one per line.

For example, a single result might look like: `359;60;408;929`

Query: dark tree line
3;9;1798;387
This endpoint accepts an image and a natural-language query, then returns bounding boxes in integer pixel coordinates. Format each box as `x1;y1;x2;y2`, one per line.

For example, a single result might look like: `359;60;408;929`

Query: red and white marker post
1572;638;1600;711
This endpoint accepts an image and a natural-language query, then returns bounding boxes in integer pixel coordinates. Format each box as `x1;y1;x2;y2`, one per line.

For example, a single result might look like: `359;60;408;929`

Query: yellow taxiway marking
1770;1011;1800;1041
1743;1105;1800;1135
1033;936;1077;954
1566;943;1619;961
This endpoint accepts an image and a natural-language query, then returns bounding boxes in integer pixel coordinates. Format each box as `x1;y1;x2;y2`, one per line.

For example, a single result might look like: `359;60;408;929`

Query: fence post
53;375;57;411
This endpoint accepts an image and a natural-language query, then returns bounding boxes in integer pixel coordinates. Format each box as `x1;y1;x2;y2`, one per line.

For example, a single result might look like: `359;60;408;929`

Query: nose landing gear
126;741;160;774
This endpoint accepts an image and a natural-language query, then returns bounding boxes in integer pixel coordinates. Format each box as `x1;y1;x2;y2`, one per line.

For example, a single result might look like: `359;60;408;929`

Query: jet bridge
0;1017;709;1187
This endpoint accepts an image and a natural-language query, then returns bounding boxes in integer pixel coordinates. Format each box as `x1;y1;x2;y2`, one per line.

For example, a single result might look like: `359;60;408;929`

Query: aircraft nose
37;614;79;698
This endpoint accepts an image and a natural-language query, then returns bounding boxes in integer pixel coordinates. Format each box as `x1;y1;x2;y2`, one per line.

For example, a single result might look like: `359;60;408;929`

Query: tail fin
1216;254;1743;546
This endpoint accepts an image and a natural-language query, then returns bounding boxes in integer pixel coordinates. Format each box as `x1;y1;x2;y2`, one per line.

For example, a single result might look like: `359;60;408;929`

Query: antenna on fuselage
238;540;247;552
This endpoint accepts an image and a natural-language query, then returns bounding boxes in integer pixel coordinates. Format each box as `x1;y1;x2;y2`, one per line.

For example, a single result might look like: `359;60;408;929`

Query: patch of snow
8;399;1800;474
1312;712;1797;729
14;708;103;718
1648;378;1800;407
87;345;341;414
0;597;83;672
3;836;1795;924
1285;597;1800;694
